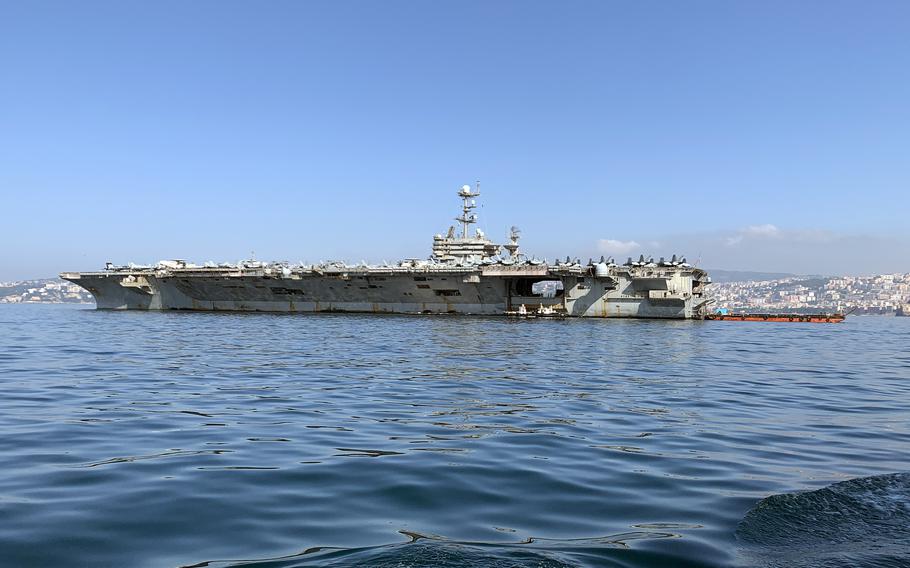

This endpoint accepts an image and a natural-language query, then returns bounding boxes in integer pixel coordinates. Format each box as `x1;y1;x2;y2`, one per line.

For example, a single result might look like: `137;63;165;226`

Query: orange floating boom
705;313;845;323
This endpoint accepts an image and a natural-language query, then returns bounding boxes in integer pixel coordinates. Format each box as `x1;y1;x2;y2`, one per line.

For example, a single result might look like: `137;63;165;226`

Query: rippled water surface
1;305;908;567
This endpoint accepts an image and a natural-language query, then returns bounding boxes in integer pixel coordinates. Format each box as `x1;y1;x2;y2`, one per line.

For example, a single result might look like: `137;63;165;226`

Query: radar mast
455;181;481;238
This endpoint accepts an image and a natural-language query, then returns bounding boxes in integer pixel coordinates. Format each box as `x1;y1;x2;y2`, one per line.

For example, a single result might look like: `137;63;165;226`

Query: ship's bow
60;272;155;310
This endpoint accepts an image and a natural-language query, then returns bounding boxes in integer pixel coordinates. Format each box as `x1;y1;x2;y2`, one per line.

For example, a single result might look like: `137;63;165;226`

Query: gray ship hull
61;265;709;319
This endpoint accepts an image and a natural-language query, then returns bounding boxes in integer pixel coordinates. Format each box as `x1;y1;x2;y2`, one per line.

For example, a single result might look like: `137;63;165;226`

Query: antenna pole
462;191;470;238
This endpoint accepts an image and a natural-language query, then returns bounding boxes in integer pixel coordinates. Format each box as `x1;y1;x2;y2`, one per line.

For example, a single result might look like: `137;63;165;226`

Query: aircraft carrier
61;184;711;318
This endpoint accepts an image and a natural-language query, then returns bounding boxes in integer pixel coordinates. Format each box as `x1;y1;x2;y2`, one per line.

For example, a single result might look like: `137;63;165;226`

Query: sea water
1;305;908;567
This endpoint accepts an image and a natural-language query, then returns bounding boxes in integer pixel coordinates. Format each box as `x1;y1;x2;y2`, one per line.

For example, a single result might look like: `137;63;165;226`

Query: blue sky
1;1;908;280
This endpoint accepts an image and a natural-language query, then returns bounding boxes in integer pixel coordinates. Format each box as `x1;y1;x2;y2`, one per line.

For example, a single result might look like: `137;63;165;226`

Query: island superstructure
61;183;710;318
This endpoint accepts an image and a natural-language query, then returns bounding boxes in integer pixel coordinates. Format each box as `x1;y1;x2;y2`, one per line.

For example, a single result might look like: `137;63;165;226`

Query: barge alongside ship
705;312;845;323
62;184;711;319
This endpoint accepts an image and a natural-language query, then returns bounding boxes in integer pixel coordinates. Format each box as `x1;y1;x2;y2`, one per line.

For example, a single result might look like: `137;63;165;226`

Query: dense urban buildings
709;273;910;315
0;279;92;304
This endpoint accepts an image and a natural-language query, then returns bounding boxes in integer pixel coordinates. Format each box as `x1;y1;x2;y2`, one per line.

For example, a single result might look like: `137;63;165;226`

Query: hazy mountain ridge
706;269;797;283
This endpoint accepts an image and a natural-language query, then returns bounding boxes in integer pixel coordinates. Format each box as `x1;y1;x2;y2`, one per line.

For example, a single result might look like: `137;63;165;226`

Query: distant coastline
0;279;93;305
4;273;908;315
708;271;910;315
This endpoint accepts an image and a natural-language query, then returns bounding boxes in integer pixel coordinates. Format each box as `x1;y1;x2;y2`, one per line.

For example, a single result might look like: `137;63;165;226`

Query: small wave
183;542;575;568
183;529;702;568
76;449;232;468
736;473;910;567
333;448;405;458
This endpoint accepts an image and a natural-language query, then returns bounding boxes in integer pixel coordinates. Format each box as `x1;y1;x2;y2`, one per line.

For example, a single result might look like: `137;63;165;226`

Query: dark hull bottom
92;303;697;319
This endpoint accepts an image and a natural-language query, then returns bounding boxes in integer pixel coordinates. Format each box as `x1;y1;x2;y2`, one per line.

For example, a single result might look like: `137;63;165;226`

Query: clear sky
2;1;908;280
